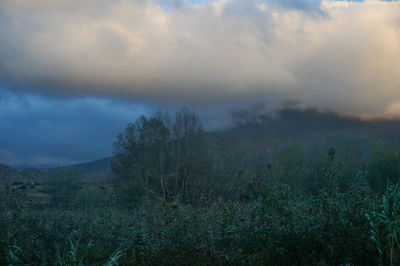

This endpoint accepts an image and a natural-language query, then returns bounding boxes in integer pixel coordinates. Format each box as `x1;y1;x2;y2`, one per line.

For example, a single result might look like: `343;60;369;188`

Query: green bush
367;144;400;193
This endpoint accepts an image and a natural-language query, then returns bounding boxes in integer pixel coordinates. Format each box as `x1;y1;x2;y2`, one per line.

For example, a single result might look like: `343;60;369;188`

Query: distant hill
47;156;114;174
0;157;115;184
45;156;115;183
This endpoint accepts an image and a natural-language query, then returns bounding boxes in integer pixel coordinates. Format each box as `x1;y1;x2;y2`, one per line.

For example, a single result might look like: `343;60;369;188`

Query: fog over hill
3;106;400;179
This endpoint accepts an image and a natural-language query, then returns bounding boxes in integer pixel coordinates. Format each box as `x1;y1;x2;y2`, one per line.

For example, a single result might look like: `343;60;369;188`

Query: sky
0;0;399;167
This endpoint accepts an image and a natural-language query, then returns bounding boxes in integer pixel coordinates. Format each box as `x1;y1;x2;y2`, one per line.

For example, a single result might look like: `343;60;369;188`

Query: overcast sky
1;0;399;167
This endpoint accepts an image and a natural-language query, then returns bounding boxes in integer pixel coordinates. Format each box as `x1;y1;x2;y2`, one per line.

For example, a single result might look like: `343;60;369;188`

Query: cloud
0;88;151;167
0;0;400;117
265;0;322;11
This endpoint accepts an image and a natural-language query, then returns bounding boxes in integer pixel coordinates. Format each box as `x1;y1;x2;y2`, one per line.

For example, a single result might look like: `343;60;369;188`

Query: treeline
112;108;400;206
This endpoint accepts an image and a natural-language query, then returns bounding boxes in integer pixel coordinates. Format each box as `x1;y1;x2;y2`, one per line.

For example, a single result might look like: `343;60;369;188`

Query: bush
367;144;400;194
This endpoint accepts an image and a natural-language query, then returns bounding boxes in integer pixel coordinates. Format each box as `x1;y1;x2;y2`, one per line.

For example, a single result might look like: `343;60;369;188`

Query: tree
112;108;210;203
138;116;170;201
171;107;208;201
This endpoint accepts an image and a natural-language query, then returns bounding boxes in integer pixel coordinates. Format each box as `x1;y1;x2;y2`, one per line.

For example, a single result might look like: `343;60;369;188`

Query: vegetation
3;108;400;264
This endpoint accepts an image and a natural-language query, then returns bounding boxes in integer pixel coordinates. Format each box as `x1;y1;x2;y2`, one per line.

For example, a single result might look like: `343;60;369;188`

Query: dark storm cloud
0;88;150;167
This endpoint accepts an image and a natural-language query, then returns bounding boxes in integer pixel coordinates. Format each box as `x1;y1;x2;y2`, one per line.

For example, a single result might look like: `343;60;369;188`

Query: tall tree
176;108;211;201
113;108;210;202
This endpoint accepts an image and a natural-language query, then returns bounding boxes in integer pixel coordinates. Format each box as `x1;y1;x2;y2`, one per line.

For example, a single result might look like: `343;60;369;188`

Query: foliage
112;108;210;203
368;185;400;265
367;143;400;193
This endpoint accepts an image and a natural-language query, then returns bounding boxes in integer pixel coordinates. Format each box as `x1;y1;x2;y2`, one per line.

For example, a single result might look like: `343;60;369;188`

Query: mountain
221;107;400;144
45;156;115;183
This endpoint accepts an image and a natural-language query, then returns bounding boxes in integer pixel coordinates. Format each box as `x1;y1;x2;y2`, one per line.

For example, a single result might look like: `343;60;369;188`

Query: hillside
227;108;400;139
45;156;115;183
215;108;400;154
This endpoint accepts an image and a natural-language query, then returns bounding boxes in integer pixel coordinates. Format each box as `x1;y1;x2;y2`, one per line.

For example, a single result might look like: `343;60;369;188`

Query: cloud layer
0;88;150;167
0;0;400;117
